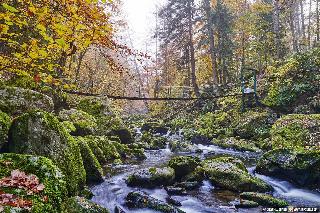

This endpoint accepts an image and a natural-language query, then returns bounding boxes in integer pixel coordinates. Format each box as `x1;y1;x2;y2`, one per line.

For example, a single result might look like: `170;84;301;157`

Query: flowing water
91;132;320;213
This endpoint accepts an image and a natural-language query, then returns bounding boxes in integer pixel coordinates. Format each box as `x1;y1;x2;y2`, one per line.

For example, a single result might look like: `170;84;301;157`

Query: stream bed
91;133;320;213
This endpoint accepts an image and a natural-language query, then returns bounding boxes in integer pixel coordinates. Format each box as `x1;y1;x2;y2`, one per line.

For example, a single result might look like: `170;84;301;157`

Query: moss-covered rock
256;149;320;188
58;109;97;136
62;196;109;213
77;98;111;116
6;110;86;195
168;156;200;180
140;132;168;149
141;121;169;135
202;157;272;192
0;111;11;150
270;114;320;150
76;138;104;184
85;138;107;165
233;110;276;140
234;200;259;208
110;127;134;144
169;140;193;152
212;137;261;152
240;192;288;207
0;153;67;212
126;167;175;188
262;48;320;112
126;191;185;213
0;86;54;116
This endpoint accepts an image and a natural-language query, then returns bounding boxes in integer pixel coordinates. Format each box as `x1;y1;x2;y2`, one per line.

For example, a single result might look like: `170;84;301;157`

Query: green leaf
56;38;66;47
2;3;19;13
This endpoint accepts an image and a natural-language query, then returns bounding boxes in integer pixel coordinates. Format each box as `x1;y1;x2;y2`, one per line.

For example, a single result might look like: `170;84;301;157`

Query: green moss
76;137;104;184
58;109;97;136
85;138;107;165
77;98;109;116
212;137;261;152
0;111;11;149
202;157;272;192
168;156;200;180
263;48;320;111
141;132;167;149
270;114;320;151
0;86;54;116
62;196;109;213
240;192;288;207
0;153;67;212
7;110;86;195
256;149;320;187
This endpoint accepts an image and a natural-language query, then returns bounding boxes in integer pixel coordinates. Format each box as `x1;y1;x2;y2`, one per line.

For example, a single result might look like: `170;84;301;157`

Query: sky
122;0;165;52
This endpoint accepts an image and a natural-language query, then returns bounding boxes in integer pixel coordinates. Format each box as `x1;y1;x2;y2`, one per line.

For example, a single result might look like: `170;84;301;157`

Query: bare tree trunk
187;0;200;96
74;49;87;84
308;0;312;48
300;0;306;47
289;3;299;52
203;0;218;85
273;0;282;58
317;0;320;41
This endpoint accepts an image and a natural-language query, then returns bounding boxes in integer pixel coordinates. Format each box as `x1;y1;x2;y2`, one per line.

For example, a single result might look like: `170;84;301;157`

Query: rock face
240;192;288;207
126;191;185;213
62;196;109;213
6;110;86;195
202;157;272;192
256;149;320;188
0;86;54;116
0;111;11;150
0;153;67;212
270;114;320;150
168;156;200;180
58;109;97;136
127;167;175;188
77;138;104;184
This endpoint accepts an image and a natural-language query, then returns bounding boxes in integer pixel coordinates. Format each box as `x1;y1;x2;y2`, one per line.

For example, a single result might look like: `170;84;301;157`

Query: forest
0;0;319;212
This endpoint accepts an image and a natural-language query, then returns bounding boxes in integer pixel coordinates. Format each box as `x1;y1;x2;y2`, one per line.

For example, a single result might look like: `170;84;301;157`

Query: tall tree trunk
308;0;312;48
273;0;282;58
300;0;306;47
317;0;320;41
203;0;218;85
187;0;200;96
289;3;299;52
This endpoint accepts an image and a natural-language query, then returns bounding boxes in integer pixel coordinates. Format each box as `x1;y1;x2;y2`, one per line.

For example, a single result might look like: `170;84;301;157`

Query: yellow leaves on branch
1;0;116;80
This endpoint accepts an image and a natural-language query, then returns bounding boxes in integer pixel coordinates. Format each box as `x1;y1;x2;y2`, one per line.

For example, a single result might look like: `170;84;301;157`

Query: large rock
234;110;275;140
256;149;320;188
141;121;169;135
270;114;320;150
62;196;109;213
126;191;185;213
58;109;97;136
140;132;167;149
76;138;104;184
0;86;54;116
240;192;288;207
202;157;272;192
0;111;11;150
6;110;86;195
127;167;175;188
212;137;260;152
0;153;67;212
168;156;200;180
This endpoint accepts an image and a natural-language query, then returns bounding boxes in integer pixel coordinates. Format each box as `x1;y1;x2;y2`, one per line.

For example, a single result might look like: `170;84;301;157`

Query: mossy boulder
62;196;109;213
240;192;288;207
233;111;275;140
0;86;54;116
126;167;175;188
110;127;134;144
141;121;169;135
58;109;97;136
202;157;272;192
77;97;111;116
6;110;86;195
270;114;320;150
168;156;200;180
126;191;185;213
76;138;104;184
263;48;320;112
141;132;168;149
169;140;193;152
0;111;11;150
212;137;261;152
256;149;320;188
0;153;67;212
